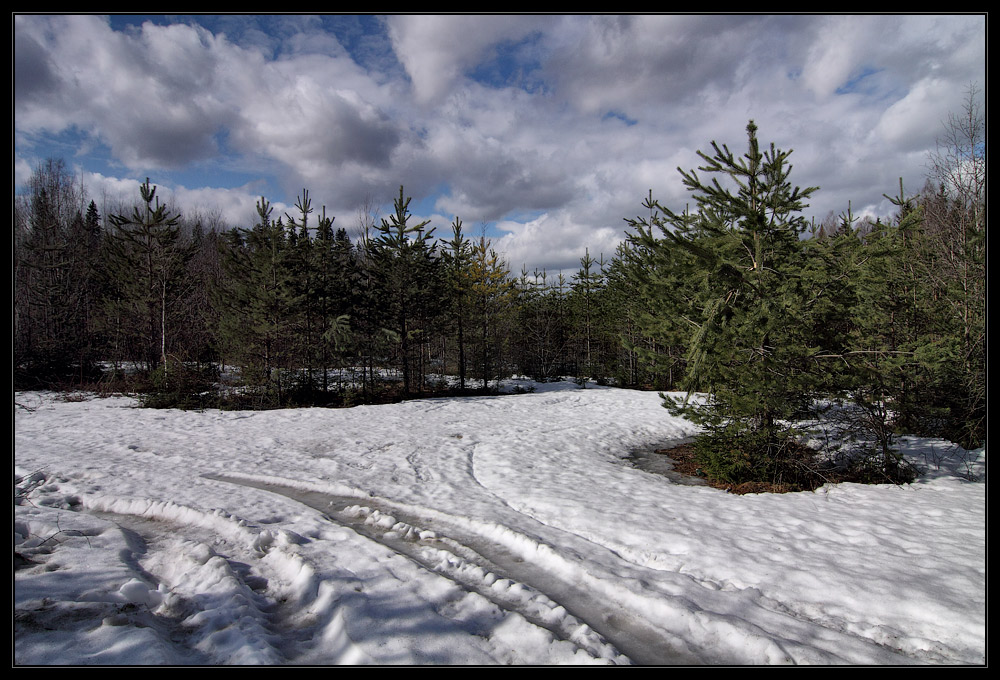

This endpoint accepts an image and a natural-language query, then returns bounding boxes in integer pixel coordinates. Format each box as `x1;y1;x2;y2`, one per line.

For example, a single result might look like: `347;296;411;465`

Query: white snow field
14;381;985;665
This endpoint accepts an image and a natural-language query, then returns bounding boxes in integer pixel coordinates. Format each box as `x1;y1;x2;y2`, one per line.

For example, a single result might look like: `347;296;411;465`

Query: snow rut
336;504;627;663
78;498;311;664
25;481;628;664
209;474;705;665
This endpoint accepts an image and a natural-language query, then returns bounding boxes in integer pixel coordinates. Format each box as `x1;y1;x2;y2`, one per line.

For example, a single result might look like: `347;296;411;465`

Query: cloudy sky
14;14;985;273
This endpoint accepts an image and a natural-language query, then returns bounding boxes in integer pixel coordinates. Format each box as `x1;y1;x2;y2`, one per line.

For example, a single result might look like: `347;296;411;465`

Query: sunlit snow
14;381;985;665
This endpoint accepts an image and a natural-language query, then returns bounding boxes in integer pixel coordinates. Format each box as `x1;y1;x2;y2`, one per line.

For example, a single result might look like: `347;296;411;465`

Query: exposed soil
653;443;702;477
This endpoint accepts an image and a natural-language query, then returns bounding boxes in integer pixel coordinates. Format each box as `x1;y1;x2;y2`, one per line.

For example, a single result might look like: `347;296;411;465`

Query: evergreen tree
798;205;860;396
838;184;934;480
570;249;601;381
323;227;356;390
601;242;659;387
72;200;106;374
283;190;319;395
514;269;575;382
443;217;473;391
920;84;986;447
14;159;97;384
513;268;558;382
104;178;193;377
623;194;702;390
636;121;824;486
833;180;963;479
214;197;296;404
352;220;390;398
310;207;340;394
368;186;443;396
467;231;516;392
181;214;225;370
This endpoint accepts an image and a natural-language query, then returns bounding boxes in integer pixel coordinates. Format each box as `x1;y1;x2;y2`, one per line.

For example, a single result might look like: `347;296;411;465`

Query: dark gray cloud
315;94;401;169
14;30;59;104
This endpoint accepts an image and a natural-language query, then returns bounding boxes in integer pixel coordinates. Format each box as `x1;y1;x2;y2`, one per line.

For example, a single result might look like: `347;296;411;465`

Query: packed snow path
15;383;986;665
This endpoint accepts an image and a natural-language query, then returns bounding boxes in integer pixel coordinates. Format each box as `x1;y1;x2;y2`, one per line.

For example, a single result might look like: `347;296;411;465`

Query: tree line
14;90;984;485
14;170;629;406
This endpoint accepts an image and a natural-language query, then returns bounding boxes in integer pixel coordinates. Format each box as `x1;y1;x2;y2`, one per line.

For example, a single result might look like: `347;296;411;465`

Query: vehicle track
209;474;703;665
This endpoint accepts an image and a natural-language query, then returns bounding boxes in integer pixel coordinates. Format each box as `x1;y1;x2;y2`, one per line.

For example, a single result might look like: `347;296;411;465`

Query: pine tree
14;159;97;384
214;197;296;404
513;268;556;381
570;248;602;382
921;85;986;447
443;217;473;391
368;186;443;396
283;190;318;396
104;178;193;377
838;183;935;481
68;200;106;378
309;207;340;394
467;231;516;392
830;178;974;481
352;220;390;398
182;214;225;371
623;194;703;390
601;242;659;387
638;121;824;486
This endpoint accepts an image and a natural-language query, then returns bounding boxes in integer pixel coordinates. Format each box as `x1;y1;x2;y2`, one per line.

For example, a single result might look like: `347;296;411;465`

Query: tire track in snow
209;474;705;665
94;512;288;664
72;492;379;664
24;497;292;665
208;475;920;666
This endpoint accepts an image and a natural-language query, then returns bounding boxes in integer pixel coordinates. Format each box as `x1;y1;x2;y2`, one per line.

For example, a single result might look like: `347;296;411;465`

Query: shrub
140;363;220;410
694;425;829;492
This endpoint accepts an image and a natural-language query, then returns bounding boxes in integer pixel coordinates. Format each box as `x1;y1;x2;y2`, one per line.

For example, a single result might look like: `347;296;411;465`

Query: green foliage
512;268;572;382
467;232;517;391
140;362;220;410
212;197;298;405
367;186;445;396
630;121;827;485
620;196;700;389
692;424;822;490
14;160;103;384
103;179;194;376
443;217;473;390
849;183;957;446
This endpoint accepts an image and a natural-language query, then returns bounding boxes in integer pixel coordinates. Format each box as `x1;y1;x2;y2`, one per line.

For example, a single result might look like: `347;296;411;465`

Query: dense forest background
14;90;984;486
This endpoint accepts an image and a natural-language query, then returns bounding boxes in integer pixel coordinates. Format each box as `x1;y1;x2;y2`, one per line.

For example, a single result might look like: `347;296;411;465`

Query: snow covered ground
14;381;986;665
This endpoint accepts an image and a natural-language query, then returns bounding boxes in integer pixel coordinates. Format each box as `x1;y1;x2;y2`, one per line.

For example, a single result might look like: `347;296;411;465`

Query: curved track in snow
208;474;921;666
209;474;701;665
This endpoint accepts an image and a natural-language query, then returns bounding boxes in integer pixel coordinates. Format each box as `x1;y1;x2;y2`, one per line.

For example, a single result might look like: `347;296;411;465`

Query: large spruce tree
634;121;826;485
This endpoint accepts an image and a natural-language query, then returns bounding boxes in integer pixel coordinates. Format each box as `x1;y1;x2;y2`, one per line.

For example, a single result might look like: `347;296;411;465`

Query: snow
14;381;986;665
